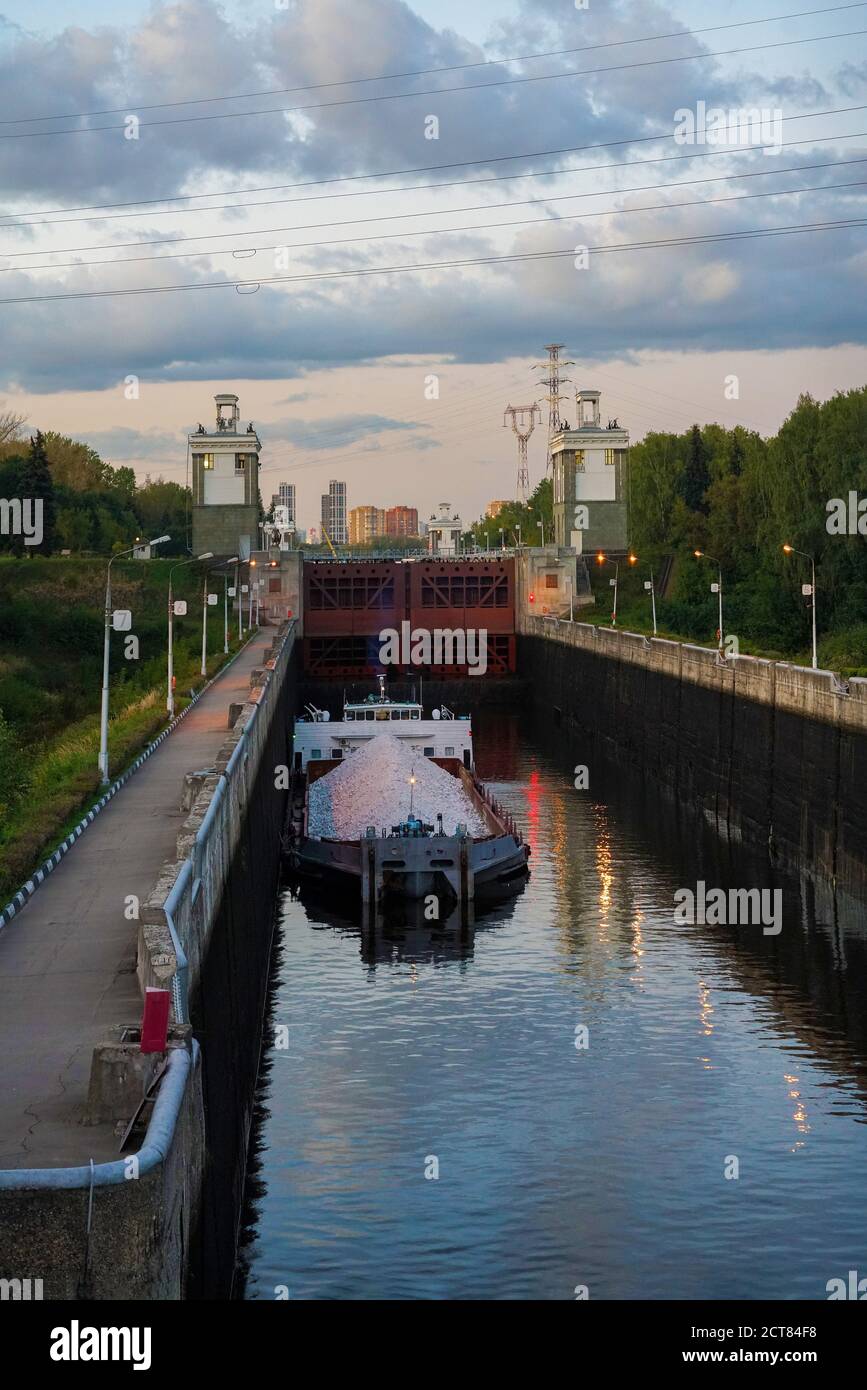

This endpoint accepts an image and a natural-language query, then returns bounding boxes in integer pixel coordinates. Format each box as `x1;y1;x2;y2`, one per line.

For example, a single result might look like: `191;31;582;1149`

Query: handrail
160;621;296;1020
0;1043;197;1189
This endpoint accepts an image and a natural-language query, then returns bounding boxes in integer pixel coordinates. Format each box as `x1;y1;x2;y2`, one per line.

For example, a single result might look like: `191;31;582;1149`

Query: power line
4;104;861;225
0;218;862;306
8;177;863;275
3;116;863;234
3;4;861;125
0;29;863;139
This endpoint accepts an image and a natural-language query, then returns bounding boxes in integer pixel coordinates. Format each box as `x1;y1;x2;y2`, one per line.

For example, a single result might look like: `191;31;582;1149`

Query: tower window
574;450;585;471
605;449;616;466
235;454;248;474
200;453;214;470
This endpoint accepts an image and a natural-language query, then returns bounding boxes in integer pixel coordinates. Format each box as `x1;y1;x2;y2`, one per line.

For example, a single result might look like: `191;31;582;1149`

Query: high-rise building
275;482;295;523
349;506;387;544
385;505;419;538
320;479;348;544
190;393;261;559
486;500;511;520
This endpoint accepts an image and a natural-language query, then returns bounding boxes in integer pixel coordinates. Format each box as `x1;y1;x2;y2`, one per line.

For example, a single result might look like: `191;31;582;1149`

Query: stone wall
519;617;867;903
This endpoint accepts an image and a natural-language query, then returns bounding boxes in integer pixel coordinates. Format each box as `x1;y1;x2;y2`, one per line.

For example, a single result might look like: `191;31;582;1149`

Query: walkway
0;632;271;1170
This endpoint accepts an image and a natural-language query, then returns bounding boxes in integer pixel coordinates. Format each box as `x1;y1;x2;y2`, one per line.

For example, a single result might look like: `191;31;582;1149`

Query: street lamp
783;544;818;669
167;553;212;718
694;550;724;653
566;575;573;622
645;568;658;636
500;528;505;552
215;556;238;656
596;551;633;627
249;558;257;629
98;535;170;784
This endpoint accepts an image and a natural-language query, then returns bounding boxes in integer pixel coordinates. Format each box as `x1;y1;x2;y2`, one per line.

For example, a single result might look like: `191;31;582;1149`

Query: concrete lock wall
0;624;297;1301
139;620;298;1298
519;616;867;904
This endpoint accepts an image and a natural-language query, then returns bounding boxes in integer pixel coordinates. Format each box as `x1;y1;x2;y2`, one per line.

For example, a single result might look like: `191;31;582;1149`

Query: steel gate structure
303;558;515;678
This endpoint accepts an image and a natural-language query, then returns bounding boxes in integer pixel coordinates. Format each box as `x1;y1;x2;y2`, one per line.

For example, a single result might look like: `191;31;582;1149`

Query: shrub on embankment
0;556;245;901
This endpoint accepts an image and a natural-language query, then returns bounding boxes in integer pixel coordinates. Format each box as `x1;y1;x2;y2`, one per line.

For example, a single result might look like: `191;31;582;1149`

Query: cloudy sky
0;0;864;527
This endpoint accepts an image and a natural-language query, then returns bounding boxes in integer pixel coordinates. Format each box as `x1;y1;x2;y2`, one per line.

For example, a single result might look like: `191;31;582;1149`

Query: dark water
238;712;867;1301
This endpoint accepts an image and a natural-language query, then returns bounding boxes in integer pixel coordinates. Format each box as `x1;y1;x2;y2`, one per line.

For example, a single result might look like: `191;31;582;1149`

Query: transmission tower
534;342;574;474
503;402;541;504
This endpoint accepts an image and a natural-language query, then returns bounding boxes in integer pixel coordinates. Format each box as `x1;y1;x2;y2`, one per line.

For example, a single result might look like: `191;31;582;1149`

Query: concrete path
0;632;272;1171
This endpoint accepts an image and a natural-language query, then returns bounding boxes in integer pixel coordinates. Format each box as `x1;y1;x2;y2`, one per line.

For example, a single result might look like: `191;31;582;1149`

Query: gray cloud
0;0;862;396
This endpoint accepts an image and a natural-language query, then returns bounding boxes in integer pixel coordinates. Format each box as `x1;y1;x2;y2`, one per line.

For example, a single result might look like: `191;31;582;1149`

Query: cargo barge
285;681;529;906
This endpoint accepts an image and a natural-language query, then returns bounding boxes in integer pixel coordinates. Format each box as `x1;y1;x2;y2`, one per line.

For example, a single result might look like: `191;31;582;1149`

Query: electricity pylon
503;403;541;504
534;343;574;474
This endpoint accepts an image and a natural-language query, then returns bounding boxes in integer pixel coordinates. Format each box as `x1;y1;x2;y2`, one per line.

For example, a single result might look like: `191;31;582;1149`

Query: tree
55;505;93;553
679;424;711;514
19;431;57;553
41;432;111;491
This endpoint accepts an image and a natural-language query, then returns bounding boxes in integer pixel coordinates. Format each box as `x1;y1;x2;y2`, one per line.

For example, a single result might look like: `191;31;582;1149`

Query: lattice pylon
534;343;574;475
504;402;541;504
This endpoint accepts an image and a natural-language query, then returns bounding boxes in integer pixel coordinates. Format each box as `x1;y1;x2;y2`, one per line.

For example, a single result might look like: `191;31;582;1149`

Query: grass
0;623;251;905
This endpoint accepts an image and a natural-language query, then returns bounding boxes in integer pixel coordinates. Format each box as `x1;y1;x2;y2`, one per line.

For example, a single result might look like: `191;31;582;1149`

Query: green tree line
626;388;867;666
0;425;190;556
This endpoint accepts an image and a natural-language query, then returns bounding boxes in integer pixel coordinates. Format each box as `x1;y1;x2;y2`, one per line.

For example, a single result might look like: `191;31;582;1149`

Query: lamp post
645;568;658;636
167;553;212;718
500;528;505;552
694;550;724;653
566;575;573;622
783;544;818;669
218;557;238;655
98;534;169;784
596;552;636;627
237;559;244;642
248;558;256;629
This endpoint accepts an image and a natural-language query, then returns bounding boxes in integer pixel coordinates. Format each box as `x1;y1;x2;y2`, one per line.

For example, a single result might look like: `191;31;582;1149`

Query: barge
286;681;529;906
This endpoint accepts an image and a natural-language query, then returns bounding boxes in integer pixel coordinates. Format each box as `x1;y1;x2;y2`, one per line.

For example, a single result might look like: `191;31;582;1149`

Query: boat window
366;710;374;720
331;749;342;758
376;708;388;720
445;746;454;756
312;749;322;760
424;746;435;756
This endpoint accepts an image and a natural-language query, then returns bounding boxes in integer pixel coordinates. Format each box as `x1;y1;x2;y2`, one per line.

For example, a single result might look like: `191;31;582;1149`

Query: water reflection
238;710;867;1301
290;886;526;969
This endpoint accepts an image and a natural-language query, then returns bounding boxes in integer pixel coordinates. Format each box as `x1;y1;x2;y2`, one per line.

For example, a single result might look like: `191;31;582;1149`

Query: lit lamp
694;550;724;654
783;544;818;670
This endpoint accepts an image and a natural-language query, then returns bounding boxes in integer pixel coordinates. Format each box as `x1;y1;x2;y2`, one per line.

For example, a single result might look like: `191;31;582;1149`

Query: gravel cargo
308;732;488;839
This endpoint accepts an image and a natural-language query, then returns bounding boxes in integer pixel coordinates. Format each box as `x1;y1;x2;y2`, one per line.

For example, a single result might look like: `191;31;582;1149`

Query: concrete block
85;1026;193;1126
181;766;216;813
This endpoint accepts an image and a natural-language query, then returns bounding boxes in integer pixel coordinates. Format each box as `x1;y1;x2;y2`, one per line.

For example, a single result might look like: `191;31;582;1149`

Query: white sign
208;593;218;606
241;584;249;593
643;581;652;591
112;609;132;631
609;578;616;587
802;583;813;597
173;600;187;616
710;582;720;594
228;586;236;597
